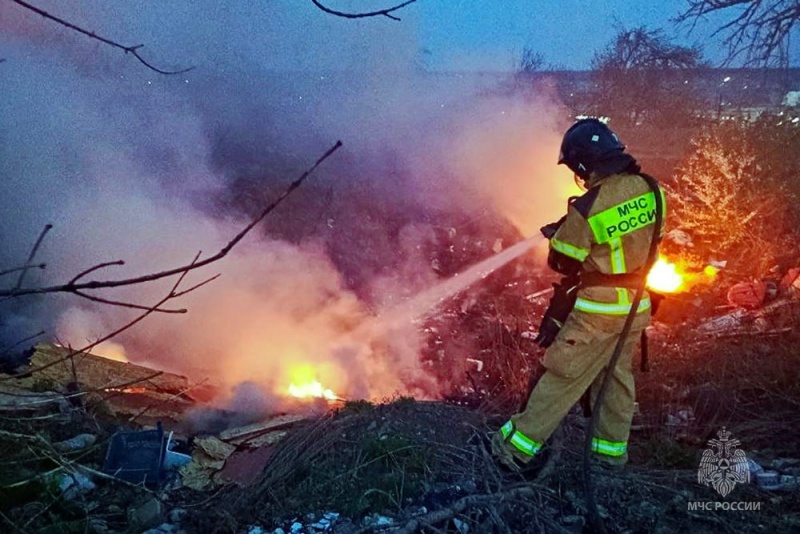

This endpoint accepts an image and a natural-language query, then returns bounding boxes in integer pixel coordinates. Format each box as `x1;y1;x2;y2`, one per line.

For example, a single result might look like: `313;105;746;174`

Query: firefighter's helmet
558;118;625;180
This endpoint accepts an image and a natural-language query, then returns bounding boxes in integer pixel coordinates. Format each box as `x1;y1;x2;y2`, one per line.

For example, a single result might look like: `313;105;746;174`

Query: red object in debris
780;268;800;289
727;280;767;309
217;446;274;487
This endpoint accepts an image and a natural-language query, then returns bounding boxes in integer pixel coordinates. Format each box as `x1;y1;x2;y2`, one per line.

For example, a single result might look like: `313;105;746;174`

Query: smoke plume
0;1;576;408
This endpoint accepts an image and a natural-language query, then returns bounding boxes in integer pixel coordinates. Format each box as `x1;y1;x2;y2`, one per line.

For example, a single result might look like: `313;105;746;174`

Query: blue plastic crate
102;422;165;485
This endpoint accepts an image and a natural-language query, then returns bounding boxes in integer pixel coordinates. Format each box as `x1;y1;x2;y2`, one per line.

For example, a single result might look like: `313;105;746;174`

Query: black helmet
558;118;625;180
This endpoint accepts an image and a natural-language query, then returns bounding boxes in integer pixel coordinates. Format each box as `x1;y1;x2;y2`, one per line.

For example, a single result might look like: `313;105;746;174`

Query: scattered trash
453;517;469;534
757;471;783;490
747;458;764;477
103;422;165;486
363;514;394;528
56;471;96;500
664;229;694;248
465;358;484;372
53;433;97;452
179;435;235;491
162;431;191;471
665;408;694;428
128;497;164;531
309;512;340;531
727;280;767;309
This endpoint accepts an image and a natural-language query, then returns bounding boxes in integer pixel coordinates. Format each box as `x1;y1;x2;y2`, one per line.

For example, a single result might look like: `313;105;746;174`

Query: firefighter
492;118;664;469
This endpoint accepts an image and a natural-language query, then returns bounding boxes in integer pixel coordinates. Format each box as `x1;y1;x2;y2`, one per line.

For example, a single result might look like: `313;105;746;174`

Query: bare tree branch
170;273;221;298
0;140;343;300
14;224;51;290
71;272;219;312
71;290;186;314
311;0;418;21
0;264;45;278
0;252;202;382
8;0;193;74
68;261;125;286
676;0;800;66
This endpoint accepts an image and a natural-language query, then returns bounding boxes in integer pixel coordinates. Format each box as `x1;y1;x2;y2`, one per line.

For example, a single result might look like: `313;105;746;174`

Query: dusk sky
415;0;735;70
4;1;797;73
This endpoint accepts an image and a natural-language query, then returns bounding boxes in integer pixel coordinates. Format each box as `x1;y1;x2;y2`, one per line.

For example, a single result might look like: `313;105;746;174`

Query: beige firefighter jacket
550;172;665;315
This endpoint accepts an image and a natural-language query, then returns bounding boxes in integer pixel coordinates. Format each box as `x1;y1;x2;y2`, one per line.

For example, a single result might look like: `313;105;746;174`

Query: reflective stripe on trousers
500;421;542;457
592;437;627;457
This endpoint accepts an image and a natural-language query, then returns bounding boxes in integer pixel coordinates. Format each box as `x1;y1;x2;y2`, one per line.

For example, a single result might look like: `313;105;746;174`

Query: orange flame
288;380;338;400
646;255;720;293
286;364;340;401
646;256;685;293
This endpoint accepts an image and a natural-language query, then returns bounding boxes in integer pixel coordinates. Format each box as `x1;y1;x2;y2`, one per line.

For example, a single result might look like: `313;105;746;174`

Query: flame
288;380;338;400
646;256;685;293
286;364;339;401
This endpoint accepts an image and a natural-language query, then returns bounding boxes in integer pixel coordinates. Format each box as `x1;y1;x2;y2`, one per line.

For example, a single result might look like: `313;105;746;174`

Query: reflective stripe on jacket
550;173;665;315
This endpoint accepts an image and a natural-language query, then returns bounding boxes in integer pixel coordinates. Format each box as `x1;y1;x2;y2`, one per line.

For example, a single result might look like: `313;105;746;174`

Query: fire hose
582;173;663;533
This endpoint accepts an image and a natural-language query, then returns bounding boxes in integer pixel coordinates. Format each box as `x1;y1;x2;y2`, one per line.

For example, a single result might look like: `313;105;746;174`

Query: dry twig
311;0;418;21
9;0;193;74
676;0;800;66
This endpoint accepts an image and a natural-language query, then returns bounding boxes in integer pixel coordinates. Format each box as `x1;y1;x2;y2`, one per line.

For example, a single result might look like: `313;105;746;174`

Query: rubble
1;343;211;425
54;433;97;452
696;296;799;337
176;415;304;490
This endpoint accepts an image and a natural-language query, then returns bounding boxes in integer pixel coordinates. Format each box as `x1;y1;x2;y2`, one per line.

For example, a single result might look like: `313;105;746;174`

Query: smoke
0;1;575;407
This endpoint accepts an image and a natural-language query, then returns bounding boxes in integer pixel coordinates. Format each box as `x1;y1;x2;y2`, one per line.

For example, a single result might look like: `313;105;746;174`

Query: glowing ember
703;264;719;277
646;256;684;293
288;381;338;400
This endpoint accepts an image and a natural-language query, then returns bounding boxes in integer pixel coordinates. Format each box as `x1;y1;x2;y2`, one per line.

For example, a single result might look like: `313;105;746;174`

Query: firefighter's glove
535;279;579;348
540;215;567;239
535;315;563;348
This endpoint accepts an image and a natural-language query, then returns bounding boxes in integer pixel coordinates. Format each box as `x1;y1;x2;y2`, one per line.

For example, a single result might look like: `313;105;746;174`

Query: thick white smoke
1;1;575;409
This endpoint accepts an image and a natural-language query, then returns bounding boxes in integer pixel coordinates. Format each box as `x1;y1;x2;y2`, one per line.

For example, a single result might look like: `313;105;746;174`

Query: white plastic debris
53;434;97;452
466;358;484;372
757;471;782;490
664;229;694;247
58;472;96;500
665;408;694;427
309;512;339;530
365;515;393;527
747;458;764;477
163;432;191;470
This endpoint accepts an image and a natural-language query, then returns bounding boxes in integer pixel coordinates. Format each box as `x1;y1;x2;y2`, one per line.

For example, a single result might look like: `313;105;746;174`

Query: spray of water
360;234;545;337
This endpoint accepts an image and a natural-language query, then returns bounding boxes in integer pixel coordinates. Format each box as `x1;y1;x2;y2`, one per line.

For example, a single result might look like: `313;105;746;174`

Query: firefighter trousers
495;307;650;466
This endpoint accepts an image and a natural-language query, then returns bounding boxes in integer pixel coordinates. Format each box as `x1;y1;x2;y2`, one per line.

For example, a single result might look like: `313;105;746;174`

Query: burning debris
0;343;204;425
